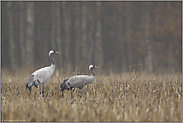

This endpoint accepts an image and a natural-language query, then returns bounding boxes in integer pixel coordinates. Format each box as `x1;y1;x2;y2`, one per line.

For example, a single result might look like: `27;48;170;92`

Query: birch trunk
63;2;71;71
118;3;126;72
94;2;103;67
74;2;81;67
125;2;132;69
19;2;26;67
26;2;34;69
88;11;95;64
56;2;62;68
81;2;87;69
7;2;16;71
145;2;153;73
51;2;56;51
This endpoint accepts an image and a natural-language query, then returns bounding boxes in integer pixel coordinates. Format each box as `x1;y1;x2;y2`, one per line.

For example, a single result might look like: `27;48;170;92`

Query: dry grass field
1;69;182;122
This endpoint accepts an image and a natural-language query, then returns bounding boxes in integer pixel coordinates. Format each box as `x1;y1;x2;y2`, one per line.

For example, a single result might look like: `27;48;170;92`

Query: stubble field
1;70;182;122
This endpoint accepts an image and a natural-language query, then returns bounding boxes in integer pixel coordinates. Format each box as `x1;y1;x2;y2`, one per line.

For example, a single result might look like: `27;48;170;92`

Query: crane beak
56;51;61;54
95;66;99;68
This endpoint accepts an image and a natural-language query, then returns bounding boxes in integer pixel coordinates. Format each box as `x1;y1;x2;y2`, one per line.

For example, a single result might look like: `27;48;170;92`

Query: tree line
2;1;181;74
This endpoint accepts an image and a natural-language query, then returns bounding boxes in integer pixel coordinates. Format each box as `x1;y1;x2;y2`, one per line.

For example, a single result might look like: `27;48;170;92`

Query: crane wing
26;65;55;92
32;66;54;84
61;75;95;92
26;75;34;92
60;78;69;88
66;75;89;89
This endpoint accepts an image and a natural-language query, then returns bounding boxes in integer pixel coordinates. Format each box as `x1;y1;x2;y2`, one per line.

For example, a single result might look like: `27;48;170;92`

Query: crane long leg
39;85;41;95
71;88;76;98
79;89;82;98
42;85;45;97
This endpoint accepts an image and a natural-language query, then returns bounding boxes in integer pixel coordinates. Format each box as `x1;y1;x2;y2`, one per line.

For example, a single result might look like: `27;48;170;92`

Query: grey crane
60;64;99;93
26;50;61;96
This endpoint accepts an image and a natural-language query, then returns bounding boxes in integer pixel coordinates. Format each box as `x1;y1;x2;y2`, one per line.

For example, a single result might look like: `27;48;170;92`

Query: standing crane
60;64;99;93
26;50;61;96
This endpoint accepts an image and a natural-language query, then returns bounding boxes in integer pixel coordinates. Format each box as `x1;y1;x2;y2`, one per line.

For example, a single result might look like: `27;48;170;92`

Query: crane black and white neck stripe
26;50;61;96
60;64;99;92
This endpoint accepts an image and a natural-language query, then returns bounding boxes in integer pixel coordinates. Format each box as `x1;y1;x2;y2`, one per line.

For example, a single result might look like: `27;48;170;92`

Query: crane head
89;64;99;70
49;50;61;56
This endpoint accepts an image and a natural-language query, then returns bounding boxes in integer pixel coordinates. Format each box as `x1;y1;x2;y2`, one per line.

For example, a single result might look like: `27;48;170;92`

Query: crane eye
51;50;55;53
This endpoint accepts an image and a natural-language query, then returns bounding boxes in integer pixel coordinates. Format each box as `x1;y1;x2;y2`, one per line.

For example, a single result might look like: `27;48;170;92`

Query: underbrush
1;70;182;122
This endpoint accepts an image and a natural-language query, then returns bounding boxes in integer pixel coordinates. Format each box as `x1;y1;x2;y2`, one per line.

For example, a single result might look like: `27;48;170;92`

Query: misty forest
2;1;182;74
1;1;182;122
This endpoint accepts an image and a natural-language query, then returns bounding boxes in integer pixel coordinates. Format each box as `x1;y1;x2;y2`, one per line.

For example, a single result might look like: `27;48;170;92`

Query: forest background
1;1;182;74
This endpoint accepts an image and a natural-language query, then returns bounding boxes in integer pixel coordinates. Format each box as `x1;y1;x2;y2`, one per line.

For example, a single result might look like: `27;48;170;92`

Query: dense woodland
1;1;182;74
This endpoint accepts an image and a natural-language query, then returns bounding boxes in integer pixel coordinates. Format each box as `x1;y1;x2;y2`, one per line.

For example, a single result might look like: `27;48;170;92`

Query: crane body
26;50;60;96
61;64;98;92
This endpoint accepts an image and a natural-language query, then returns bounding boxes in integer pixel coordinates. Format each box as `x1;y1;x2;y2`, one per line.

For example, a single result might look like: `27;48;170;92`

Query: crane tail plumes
26;75;34;92
60;84;66;92
26;83;32;92
60;78;70;92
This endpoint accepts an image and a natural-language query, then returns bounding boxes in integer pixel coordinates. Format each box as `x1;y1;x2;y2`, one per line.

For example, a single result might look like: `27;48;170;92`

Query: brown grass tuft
1;70;182;122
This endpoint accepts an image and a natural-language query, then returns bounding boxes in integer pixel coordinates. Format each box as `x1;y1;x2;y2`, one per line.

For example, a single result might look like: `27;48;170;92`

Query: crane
26;50;61;96
60;64;99;93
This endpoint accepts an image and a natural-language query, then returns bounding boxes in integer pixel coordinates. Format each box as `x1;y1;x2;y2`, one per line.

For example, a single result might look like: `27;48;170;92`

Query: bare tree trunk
118;3;126;72
7;2;16;71
81;2;87;70
167;2;180;74
153;2;159;73
63;2;72;71
19;2;26;68
88;11;95;64
118;20;124;71
144;2;153;73
56;2;62;68
26;2;34;69
74;2;81;68
51;2;56;51
125;2;132;69
44;35;48;65
94;2;103;67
